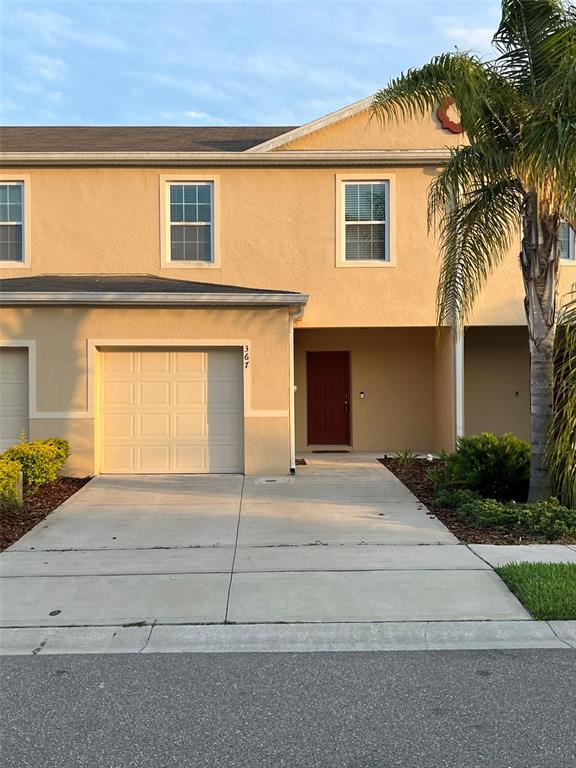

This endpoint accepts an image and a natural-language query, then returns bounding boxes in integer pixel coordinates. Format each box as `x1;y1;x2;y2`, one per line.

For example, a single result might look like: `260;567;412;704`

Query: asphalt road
1;649;575;768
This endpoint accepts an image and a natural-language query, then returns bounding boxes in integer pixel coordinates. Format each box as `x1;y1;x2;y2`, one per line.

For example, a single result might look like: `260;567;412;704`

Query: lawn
496;562;576;620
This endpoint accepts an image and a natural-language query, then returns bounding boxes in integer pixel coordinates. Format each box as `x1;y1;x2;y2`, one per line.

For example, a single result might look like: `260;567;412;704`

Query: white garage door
0;348;29;452
99;349;244;473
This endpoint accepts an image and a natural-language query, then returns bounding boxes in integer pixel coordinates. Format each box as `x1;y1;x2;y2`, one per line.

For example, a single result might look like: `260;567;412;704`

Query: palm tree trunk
520;193;558;501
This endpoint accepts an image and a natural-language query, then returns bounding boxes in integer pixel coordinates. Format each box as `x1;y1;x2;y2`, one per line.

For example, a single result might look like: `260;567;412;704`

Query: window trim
159;174;220;269
0;175;30;269
335;173;396;268
560;222;576;265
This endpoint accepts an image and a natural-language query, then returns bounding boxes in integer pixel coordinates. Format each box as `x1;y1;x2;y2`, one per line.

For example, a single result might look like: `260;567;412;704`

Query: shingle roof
0;126;297;153
0;274;308;307
0;274;298;294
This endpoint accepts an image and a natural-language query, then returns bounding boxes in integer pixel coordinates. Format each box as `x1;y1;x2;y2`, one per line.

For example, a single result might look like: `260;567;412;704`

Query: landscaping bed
379;457;576;545
0;477;90;552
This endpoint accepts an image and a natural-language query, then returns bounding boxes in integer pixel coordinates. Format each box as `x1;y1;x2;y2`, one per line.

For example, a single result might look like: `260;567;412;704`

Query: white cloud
27;54;66;81
15;9;127;51
444;24;495;52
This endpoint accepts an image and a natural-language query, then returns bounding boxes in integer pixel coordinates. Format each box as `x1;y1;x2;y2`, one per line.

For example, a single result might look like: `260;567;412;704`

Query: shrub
2;439;69;488
0;456;22;505
455;496;576;540
433;487;480;510
445;432;530;501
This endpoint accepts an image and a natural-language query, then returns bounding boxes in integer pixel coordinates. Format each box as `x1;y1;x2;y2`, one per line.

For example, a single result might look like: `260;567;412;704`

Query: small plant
0;455;23;506
444;432;530;501
394;448;416;466
2;438;69;489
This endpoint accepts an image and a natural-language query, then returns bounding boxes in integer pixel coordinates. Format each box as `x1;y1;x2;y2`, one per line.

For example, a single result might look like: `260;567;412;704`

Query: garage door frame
96;342;246;474
0;345;30;451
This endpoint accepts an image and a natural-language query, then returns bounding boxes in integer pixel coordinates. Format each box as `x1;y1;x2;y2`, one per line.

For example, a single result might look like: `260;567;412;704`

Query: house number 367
244;345;250;369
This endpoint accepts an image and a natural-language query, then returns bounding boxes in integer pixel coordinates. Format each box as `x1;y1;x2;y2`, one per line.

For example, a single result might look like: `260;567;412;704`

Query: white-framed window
168;182;214;263
559;222;575;262
0;181;25;264
344;181;389;261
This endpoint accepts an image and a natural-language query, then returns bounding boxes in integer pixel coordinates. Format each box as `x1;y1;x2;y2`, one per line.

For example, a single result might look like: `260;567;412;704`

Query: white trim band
0;291;309;306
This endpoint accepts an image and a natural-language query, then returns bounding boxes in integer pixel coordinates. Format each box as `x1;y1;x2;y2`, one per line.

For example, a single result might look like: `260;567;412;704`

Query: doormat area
295;458;307;466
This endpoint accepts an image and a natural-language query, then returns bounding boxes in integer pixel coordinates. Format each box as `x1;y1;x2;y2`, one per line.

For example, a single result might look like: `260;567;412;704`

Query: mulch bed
0;477;91;552
378;457;566;545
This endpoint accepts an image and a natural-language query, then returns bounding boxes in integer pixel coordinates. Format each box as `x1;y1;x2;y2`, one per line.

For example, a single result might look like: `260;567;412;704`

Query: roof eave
0;291;309;307
0;149;452;167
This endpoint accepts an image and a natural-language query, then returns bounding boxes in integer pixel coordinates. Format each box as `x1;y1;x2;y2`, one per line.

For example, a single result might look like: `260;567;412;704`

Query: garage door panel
139;381;170;406
173;444;208;472
140;445;171;472
139;413;171;438
174;412;206;438
99;349;243;473
103;351;134;375
139;351;170;374
103;381;135;407
102;413;134;439
174;352;205;373
174;380;206;406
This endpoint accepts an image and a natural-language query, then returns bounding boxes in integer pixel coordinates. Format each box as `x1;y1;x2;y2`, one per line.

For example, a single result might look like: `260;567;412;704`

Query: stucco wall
294;328;441;452
0;306;292;476
464;326;530;440
4;113;573;328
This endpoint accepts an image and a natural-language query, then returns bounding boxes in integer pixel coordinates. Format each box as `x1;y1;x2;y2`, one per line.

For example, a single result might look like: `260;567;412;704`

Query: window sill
336;260;395;268
161;261;220;269
0;261;30;269
560;260;576;267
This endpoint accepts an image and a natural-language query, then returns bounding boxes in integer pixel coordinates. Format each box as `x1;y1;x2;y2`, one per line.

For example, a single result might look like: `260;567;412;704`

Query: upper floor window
344;181;389;261
0;182;24;263
169;182;213;263
559;222;575;261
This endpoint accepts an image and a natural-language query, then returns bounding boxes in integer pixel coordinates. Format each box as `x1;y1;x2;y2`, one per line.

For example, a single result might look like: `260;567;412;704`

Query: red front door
307;351;351;445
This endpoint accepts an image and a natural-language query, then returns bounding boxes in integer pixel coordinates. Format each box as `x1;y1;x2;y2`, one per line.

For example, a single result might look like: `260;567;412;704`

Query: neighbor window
168;182;213;262
0;182;24;263
344;181;389;261
559;222;575;261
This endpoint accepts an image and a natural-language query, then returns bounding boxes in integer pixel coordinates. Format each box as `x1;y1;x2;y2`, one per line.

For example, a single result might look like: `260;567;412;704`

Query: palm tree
372;0;576;501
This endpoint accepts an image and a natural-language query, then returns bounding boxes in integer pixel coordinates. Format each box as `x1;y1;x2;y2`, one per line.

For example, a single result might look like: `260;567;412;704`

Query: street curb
1;620;574;656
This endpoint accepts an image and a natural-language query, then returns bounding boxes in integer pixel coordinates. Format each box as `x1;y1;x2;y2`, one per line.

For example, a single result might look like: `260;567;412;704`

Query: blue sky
0;0;500;126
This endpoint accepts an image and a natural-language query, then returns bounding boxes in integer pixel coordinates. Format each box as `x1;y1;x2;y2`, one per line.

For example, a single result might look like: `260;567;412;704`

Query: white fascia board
245;96;376;153
0;149;452;167
0;291;309;306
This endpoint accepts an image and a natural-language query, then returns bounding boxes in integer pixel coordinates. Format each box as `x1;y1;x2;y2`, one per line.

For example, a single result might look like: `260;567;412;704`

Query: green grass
496;562;576;620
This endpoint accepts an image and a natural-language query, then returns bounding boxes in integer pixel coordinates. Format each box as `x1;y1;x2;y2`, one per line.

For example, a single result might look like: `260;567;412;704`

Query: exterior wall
0;306;292;476
281;109;465;151
464;327;530;440
295;328;444;452
4;114;573;329
434;329;456;452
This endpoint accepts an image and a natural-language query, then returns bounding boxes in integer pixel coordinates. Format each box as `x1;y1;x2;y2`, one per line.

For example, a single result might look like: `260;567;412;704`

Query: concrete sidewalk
0;454;544;652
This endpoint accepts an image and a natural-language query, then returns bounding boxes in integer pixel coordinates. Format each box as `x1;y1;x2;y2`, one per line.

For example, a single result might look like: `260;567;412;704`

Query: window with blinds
344;181;389;261
559;222;575;261
169;182;213;262
0;182;24;263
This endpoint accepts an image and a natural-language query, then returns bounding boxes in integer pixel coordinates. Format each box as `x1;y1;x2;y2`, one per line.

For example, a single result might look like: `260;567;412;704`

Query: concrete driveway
0;455;528;627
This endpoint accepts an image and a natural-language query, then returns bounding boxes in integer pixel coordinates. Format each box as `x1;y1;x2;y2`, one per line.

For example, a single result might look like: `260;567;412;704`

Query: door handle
344;400;350;414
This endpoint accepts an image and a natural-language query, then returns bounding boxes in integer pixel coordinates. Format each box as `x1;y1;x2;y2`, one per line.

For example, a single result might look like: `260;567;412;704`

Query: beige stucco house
1;97;575;476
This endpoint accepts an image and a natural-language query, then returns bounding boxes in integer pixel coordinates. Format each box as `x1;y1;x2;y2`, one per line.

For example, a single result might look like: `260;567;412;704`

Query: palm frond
548;290;576;508
436;178;524;327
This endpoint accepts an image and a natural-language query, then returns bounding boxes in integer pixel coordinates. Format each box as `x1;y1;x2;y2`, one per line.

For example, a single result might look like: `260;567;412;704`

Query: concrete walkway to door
0;454;529;633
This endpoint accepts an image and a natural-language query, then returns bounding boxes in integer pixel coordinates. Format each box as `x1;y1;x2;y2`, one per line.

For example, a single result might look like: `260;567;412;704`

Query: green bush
433;487;480;510
0;456;22;505
2;439;69;489
445;432;530;501
456;496;576;540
